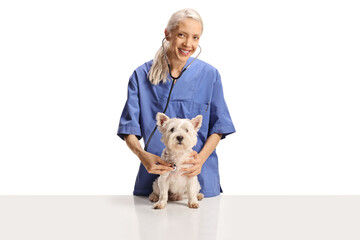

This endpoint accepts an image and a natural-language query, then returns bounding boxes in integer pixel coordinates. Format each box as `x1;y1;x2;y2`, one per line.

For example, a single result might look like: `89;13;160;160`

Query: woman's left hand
180;151;205;177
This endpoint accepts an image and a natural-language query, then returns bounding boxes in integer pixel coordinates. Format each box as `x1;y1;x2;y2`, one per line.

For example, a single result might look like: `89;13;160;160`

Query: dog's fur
149;113;204;209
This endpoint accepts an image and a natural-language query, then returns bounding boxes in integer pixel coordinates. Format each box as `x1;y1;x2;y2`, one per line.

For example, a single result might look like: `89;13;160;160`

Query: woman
117;8;235;198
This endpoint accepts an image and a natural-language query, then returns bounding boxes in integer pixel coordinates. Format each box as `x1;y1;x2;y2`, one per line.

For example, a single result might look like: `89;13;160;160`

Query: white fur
150;113;203;209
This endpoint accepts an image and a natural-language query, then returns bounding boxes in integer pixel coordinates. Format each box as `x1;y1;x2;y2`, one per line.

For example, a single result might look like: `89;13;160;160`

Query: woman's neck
167;55;187;78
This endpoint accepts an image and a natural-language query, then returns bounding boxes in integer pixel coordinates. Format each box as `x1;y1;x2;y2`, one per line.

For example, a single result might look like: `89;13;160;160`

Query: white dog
149;113;204;209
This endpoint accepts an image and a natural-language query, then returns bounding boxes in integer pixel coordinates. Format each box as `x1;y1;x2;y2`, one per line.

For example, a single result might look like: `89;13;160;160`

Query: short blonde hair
148;9;203;85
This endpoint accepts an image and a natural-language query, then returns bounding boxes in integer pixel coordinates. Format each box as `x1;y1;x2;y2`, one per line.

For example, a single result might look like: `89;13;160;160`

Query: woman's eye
178;33;185;38
170;128;175;133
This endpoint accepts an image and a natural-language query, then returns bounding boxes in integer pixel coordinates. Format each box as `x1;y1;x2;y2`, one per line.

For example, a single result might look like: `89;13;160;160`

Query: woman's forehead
176;18;202;35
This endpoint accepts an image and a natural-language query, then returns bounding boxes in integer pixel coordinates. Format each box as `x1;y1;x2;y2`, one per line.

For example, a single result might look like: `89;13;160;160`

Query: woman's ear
164;29;170;40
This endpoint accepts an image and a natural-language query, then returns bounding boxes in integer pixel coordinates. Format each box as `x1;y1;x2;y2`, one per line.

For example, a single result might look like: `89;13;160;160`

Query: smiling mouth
179;48;191;56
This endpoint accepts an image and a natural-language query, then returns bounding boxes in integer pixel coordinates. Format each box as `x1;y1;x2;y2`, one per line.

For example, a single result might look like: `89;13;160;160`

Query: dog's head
156;113;202;151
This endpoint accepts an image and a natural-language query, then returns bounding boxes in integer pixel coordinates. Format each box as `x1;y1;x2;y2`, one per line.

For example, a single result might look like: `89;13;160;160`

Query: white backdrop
1;0;359;195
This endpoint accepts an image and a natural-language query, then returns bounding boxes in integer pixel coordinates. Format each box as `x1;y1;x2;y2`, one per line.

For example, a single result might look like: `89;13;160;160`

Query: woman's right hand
138;151;173;175
124;134;173;175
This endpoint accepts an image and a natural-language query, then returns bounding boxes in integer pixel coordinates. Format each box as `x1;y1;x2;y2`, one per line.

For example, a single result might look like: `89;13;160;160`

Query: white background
0;0;359;195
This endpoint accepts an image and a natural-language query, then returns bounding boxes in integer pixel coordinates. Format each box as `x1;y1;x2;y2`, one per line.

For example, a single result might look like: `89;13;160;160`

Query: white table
1;195;359;240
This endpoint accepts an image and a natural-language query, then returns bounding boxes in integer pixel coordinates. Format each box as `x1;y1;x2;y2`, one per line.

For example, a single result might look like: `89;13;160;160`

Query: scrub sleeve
208;70;235;139
118;72;142;141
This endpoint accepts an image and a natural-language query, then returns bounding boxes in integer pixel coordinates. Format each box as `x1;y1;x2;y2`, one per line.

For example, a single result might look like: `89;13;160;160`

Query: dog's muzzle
176;136;184;143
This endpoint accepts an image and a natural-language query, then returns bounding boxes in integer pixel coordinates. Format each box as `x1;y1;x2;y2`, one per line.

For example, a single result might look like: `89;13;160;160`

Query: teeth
180;49;190;54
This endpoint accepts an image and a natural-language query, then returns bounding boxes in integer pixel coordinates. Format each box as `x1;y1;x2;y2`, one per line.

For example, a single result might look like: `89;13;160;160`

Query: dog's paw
197;193;204;201
149;192;159;202
153;202;167;209
188;202;199;209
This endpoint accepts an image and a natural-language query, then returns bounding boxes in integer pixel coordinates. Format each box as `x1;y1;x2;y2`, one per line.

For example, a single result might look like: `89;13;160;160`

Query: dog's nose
176;136;184;142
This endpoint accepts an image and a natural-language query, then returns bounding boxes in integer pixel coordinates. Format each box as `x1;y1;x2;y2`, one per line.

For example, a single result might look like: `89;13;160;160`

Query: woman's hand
138;151;174;175
124;135;173;175
180;151;205;177
179;134;222;177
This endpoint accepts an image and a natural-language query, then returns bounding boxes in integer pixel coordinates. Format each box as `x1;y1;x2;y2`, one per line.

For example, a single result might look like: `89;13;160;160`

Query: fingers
189;151;197;157
147;167;173;175
181;152;202;177
157;158;172;167
155;159;173;174
152;168;173;175
143;151;201;175
182;157;199;165
157;164;174;172
147;161;173;175
183;151;200;165
181;168;200;177
180;164;201;177
141;152;173;175
188;150;198;158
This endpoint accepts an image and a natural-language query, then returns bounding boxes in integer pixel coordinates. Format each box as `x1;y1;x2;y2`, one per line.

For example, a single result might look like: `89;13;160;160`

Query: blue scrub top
117;57;235;198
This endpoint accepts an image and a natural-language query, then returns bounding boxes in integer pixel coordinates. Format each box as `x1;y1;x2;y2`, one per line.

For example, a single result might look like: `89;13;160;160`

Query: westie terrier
149;113;204;209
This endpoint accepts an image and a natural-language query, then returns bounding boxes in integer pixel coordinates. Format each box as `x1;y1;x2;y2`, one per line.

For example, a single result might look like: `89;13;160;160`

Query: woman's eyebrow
178;30;200;36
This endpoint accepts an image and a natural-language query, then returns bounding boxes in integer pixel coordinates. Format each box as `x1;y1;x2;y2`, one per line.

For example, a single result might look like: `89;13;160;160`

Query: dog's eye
185;128;189;132
170;127;175;133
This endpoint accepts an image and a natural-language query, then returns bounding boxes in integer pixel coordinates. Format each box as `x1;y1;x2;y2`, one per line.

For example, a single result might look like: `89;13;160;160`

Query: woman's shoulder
134;60;153;73
194;58;219;74
128;60;153;83
192;59;221;83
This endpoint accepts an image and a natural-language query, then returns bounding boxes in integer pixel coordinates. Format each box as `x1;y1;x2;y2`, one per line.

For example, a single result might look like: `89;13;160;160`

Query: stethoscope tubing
144;38;202;152
162;37;201;80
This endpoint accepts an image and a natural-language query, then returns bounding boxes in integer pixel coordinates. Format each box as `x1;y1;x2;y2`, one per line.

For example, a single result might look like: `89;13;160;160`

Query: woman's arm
124;134;173;175
181;133;222;177
198;133;222;164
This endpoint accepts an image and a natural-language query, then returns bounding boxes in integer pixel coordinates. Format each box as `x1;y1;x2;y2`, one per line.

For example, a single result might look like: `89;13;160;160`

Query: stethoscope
162;37;202;81
144;38;202;151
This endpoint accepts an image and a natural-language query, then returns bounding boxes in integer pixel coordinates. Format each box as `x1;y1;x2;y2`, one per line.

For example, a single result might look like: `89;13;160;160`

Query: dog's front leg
153;174;170;209
187;177;200;208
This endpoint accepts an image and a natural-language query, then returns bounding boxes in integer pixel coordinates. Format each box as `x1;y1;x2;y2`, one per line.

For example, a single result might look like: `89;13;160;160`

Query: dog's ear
156;113;170;128
191;115;203;132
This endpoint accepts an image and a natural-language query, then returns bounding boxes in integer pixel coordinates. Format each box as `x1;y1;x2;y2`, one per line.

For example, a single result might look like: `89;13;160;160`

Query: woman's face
166;18;202;66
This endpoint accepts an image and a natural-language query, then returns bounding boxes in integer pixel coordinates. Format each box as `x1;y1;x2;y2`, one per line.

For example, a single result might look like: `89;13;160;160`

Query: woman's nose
183;37;191;47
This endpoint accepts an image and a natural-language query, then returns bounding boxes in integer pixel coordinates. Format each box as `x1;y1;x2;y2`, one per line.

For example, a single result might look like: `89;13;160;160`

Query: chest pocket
191;102;210;134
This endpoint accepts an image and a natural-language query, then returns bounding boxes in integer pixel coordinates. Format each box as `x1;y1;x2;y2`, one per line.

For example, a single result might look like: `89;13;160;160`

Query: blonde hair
148;8;203;85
